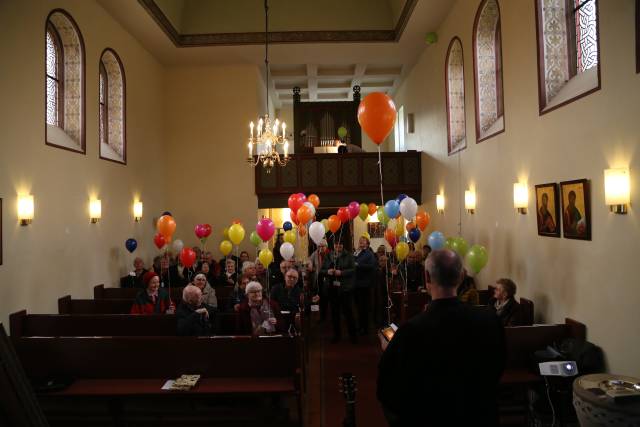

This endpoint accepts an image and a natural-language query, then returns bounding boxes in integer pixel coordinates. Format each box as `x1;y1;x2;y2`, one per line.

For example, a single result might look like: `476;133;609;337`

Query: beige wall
0;0;167;325
163;64;264;256
394;0;640;376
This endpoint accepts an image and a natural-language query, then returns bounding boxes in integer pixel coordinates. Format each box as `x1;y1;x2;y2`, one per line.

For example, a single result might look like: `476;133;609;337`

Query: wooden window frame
472;0;506;144
534;0;601;115
98;48;127;166
445;36;467;156
44;9;86;155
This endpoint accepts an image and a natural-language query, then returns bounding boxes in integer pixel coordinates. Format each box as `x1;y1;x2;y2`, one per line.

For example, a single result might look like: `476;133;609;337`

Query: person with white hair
191;273;217;309
242;261;257;281
176;284;214;336
237;281;284;336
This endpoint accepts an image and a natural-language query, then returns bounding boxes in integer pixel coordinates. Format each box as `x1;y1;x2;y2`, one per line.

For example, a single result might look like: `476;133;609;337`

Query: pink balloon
194;224;212;239
256;218;275;242
347;201;360;220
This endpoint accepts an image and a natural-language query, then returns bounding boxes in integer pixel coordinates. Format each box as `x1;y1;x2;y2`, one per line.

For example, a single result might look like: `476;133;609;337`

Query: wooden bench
13;335;303;426
94;284;184;301
10;310;241;337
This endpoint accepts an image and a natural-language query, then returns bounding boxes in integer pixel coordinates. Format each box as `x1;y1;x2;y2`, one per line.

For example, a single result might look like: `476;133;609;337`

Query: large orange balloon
415;210;430;231
327;215;341;234
368;203;377;216
308;194;320;208
297;204;313;224
357;92;397;145
157;215;176;240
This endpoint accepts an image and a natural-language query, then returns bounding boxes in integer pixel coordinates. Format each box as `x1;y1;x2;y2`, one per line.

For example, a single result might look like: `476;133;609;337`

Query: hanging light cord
264;0;269;114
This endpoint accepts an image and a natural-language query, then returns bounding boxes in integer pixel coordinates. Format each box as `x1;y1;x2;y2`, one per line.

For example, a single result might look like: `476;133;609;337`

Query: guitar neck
343;401;356;427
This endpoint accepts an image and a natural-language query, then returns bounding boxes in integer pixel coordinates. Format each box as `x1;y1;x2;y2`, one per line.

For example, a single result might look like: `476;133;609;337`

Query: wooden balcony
255;151;422;208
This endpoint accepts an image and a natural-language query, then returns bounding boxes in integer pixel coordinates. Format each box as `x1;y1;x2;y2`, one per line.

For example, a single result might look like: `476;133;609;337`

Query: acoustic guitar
339;372;357;427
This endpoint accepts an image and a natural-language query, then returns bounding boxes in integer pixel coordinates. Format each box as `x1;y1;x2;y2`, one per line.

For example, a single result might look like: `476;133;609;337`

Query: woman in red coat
130;272;175;314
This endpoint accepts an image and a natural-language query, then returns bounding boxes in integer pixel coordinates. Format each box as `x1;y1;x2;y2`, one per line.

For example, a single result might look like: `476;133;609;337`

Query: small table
573;373;640;426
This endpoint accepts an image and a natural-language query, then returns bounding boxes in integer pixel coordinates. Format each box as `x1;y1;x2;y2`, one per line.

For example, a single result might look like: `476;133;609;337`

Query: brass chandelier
246;0;289;174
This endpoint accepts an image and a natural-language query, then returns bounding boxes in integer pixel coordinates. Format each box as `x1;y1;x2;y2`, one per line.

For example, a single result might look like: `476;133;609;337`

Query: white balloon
400;197;418;220
280;242;295;261
309;221;326;244
172;239;184;253
302;201;316;217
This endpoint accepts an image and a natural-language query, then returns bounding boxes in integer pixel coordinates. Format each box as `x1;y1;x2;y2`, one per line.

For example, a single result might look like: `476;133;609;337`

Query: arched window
445;37;466;155
99;48;126;164
535;0;600;114
45;10;85;153
473;0;505;143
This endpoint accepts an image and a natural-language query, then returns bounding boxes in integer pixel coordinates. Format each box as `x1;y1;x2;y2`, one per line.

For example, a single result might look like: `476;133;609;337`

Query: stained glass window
446;37;466;155
46;29;60;126
575;0;598;72
99;64;107;146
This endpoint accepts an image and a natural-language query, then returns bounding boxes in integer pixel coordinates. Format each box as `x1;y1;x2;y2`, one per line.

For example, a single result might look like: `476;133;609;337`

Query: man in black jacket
320;241;357;343
176;285;215;336
377;249;505;427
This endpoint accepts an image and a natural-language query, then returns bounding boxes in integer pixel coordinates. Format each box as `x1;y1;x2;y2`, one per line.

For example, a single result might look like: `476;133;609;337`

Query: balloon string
385;255;392;325
378;146;385;207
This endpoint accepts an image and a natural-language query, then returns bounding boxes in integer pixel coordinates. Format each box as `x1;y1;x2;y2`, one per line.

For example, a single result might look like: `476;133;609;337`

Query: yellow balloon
395;242;409;262
219;240;233;256
222;227;230;240
284;230;296;244
228;224;245;245
395;216;405;237
258;248;274;267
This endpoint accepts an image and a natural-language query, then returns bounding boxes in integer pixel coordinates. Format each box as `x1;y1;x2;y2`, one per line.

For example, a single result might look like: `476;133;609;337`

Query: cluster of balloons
381;194;430;249
286;192;320;237
153;213;198;268
219;220;246;256
427;231;489;274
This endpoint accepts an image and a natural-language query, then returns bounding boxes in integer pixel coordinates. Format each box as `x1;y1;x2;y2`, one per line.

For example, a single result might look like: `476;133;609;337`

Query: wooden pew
13;335;303;426
58;295;132;314
94;284;184;301
10;310;240;337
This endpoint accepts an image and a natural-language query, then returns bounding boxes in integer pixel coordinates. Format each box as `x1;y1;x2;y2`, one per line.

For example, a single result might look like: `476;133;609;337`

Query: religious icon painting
367;222;385;239
560;179;591;241
535;183;560;237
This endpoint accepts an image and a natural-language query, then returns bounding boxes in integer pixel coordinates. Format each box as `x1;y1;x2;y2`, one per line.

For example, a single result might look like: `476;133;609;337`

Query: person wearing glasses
237;281;284;336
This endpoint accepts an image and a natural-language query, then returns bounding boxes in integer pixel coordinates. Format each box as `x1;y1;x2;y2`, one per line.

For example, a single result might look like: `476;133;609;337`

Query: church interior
1;0;639;426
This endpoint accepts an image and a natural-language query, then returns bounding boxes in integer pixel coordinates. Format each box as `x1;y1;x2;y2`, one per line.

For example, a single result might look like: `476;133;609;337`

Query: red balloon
337;207;350;224
290;209;299;225
195;224;212;239
384;228;397;248
288;193;306;214
357;92;397;145
153;233;166;250
368;203;377;215
180;247;197;268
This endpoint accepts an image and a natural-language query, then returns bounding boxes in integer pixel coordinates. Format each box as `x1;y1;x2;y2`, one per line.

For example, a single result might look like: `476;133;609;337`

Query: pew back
94;284;184;301
58;296;132;314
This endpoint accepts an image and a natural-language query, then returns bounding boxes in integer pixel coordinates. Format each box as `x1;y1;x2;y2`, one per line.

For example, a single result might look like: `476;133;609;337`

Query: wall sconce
133;201;143;222
513;183;528;214
464;190;476;214
18;194;34;226
604;168;630;214
436;194;445;214
89;199;102;223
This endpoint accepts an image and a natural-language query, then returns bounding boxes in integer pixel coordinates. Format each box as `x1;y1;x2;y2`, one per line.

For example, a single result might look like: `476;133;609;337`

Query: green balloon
377;206;389;225
425;32;438;45
466;244;488;274
445;237;455;249
249;231;261;247
451;237;469;257
359;203;369;221
337;126;348;139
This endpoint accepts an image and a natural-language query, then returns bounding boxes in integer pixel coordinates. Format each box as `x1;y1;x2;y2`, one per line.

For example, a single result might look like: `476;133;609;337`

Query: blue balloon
384;200;400;219
283;221;293;231
161;211;172;217
125;238;138;253
396;193;408;203
428;231;445;250
409;228;421;243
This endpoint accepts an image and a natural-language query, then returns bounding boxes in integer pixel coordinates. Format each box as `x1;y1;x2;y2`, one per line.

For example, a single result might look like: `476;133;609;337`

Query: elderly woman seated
457;269;479;305
176;284;214;336
242;261;258;281
237;282;284;336
490;278;524;326
130;272;175;314
192;273;217;309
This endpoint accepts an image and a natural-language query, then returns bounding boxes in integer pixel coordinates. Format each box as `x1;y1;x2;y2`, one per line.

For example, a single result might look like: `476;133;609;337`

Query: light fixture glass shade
465;190;476;211
133;201;143;221
90;199;102;222
513;183;528;209
18;194;34;225
436;194;445;212
604;168;630;205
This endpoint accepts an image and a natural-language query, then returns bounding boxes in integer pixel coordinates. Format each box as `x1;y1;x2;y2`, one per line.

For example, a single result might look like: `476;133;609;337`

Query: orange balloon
415;210;430;231
290;209;299;225
384;228;397;246
327;215;341;234
406;221;416;232
298;224;307;236
157;215;176;239
357;92;397;145
308;194;320;208
297;204;313;224
368;203;377;216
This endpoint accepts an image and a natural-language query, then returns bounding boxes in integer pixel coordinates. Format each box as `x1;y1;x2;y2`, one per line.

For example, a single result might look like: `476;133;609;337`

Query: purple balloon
408;228;421;243
347;201;360;220
256;218;275;242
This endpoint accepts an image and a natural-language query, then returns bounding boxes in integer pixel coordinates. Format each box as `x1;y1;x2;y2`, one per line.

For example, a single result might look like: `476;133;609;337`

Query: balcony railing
255;150;422;208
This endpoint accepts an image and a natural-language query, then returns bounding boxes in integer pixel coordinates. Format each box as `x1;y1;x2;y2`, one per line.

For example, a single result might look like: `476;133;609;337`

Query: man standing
377;249;505;426
320;241;357;343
